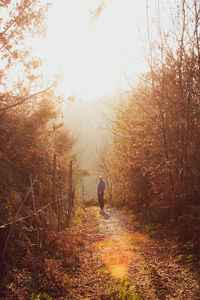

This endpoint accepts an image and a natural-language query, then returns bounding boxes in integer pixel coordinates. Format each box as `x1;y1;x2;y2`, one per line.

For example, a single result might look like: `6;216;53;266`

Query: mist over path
68;205;200;299
63;99;113;198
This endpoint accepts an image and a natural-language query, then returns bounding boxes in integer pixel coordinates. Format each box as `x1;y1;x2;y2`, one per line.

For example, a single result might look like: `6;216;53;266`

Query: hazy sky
32;0;151;101
30;0;169;196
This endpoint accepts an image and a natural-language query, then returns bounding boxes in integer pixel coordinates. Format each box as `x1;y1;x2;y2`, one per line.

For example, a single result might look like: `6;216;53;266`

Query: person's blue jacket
97;180;105;193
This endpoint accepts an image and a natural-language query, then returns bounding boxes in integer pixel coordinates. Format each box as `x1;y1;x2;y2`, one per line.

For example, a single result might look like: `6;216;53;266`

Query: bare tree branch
0;81;57;112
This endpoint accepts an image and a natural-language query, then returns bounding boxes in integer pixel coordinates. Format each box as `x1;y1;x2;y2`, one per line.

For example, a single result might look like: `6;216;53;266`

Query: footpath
67;205;200;299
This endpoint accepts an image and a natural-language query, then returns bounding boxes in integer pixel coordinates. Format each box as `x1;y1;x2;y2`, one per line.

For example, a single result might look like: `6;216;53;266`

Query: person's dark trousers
98;192;104;210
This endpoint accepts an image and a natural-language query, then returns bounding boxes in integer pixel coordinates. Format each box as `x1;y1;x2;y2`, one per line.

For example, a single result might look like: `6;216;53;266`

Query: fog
63;96;113;198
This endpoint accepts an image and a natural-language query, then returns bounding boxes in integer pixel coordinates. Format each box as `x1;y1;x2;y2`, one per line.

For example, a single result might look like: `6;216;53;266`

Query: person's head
99;176;103;181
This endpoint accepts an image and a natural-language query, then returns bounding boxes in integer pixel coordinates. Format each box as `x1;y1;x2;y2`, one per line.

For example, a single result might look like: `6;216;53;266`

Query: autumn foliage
98;0;200;247
0;0;78;281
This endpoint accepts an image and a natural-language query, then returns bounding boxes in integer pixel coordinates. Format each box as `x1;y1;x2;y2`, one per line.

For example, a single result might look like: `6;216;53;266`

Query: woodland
0;0;200;299
0;0;82;292
97;0;200;248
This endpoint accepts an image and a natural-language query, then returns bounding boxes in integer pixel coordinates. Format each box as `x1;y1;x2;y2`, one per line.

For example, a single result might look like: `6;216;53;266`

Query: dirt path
68;206;200;299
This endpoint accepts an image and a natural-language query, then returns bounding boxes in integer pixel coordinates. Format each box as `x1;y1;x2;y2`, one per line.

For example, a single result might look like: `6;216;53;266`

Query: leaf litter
67;206;200;299
2;204;200;299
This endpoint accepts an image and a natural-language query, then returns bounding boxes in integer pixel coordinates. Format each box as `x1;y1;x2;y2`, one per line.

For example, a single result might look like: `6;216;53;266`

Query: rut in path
68;206;200;300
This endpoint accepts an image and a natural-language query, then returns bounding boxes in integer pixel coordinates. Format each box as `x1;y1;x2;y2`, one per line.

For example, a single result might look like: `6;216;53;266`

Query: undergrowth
103;279;143;300
0;203;86;299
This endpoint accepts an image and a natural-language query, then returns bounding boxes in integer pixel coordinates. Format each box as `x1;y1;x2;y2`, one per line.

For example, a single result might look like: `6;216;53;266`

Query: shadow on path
100;210;110;220
69;206;200;299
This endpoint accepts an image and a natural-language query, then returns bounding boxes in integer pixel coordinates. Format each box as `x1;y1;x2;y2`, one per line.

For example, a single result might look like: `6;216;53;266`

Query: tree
0;0;49;76
0;0;58;112
99;0;200;244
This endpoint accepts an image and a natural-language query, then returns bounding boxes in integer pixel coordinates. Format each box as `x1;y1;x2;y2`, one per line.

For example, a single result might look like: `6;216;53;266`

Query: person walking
97;176;105;211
